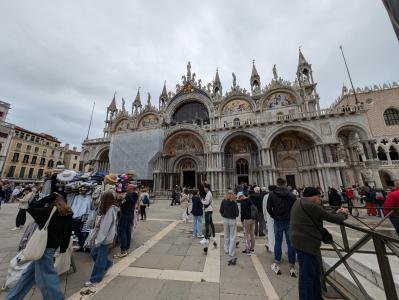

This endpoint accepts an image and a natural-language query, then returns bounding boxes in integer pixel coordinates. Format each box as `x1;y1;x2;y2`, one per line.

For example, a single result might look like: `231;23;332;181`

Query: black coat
219;199;239;219
250;193;263;213
266;187;296;221
191;196;203;216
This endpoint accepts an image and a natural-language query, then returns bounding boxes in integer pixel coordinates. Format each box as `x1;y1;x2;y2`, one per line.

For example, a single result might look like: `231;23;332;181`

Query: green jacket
289;198;347;256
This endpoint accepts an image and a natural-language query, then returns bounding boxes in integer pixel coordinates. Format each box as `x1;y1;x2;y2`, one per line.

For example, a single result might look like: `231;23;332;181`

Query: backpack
375;191;385;201
142;194;150;205
250;201;258;220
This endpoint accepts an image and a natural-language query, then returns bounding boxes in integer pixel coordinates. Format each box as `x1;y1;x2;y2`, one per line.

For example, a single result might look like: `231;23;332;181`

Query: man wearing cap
290;187;348;300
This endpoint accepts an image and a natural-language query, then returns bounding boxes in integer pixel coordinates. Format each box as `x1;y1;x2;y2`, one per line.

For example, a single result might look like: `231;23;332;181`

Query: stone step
323;257;387;300
347;253;399;294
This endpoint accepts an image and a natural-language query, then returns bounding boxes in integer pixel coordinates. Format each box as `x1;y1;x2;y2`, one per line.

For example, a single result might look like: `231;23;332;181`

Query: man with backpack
267;178;297;276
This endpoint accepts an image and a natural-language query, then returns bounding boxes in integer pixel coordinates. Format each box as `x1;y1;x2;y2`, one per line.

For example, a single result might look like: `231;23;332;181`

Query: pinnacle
298;48;308;65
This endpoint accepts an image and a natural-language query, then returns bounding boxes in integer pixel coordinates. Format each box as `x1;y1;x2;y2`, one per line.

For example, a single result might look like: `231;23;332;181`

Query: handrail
321;209;399;300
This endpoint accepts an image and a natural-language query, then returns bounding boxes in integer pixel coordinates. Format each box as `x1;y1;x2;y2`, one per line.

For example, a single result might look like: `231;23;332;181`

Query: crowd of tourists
172;178;399;300
1;168;151;300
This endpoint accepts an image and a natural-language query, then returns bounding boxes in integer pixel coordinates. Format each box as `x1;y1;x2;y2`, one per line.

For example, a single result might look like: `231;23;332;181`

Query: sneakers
200;238;209;245
10;227;20;231
228;257;237;266
289;267;297;278
197;234;204;238
114;251;128;258
84;281;94;287
271;263;281;275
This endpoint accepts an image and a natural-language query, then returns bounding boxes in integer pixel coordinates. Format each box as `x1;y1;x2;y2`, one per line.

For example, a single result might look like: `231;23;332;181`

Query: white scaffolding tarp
109;129;163;179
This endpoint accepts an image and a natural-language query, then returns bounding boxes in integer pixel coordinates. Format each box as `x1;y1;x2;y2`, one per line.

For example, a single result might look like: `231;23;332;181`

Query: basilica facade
81;50;399;195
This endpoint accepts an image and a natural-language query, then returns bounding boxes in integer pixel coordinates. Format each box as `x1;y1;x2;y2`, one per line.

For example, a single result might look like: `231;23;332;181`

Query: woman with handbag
6;193;73;300
11;187;35;231
84;191;118;287
180;189;189;223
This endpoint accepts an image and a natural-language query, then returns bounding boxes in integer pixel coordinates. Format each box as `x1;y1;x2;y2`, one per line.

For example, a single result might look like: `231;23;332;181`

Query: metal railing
321;207;399;300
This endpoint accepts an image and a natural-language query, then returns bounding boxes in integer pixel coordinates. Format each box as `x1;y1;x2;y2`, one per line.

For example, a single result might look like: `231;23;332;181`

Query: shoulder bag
300;200;333;244
21;206;57;261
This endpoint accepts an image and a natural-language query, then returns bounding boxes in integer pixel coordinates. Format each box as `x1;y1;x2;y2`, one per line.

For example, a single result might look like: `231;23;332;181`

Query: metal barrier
321;208;399;300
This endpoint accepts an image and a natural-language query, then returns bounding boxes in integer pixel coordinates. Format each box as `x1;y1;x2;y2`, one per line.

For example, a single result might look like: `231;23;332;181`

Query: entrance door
183;171;196;188
238;175;249;184
286;174;296;189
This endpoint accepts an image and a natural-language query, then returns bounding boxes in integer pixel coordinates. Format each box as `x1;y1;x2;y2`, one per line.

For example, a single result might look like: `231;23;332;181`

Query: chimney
73;146;77;152
65;143;70;151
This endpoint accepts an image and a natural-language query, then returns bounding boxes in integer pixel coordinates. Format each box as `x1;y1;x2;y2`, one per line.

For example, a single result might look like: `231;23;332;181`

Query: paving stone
147;243;173;254
167;244;190;256
220;293;266;300
156;254;185;269
130;253;162;268
179;256;206;272
188;282;219;300
155;280;192;300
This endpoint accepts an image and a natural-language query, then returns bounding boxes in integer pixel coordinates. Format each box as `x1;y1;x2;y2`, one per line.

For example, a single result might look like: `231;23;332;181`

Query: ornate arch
260;88;302;111
266;125;322;148
168;154;205;173
135;112;161;129
164;92;214;123
218;96;255;116
95;146;110;160
220;130;262;153
112;116;130;132
334;123;370;141
164;124;211;152
163;130;205;157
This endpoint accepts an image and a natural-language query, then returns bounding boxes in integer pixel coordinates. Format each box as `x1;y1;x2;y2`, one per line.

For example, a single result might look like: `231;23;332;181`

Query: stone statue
207;83;212;93
273;64;278;80
198;79;202;88
187;61;191;79
147;92;151;106
122;98;126;111
232;72;237;87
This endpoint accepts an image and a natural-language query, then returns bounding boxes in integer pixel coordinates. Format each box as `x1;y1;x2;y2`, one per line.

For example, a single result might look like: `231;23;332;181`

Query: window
377;146;388;161
37;169;44;179
384;108;399;126
74;156;78;160
7;166;16;177
28;168;34;178
236;158;249;175
73;163;76;169
26;145;32;152
16;143;22;150
20;133;24;139
51;149;55;156
234;118;240;127
172;101;209;123
19;167;26;178
31;156;37;164
43;149;47;155
48;159;54;168
30;136;35;142
389;146;399;161
46;142;49;146
40;158;45;166
23;154;29;163
34;147;39;153
12;153;19;162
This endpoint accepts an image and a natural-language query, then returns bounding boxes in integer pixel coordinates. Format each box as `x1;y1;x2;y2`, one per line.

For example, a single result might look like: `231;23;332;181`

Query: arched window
389;146;399;161
48;159;54;168
236;159;249;175
377;147;388;161
172;101;209;123
383;108;399;126
234;118;240;127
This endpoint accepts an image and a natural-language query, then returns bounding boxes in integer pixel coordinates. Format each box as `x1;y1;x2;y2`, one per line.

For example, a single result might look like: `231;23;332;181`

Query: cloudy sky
0;1;398;148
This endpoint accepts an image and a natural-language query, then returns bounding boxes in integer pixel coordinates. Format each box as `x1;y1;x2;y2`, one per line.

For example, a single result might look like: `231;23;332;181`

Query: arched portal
379;170;394;188
98;149;110;173
270;130;316;188
175;157;197;188
223;135;259;186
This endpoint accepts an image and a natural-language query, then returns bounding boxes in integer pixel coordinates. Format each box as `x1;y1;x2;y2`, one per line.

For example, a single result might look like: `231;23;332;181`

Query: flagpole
339;45;359;105
86;101;95;140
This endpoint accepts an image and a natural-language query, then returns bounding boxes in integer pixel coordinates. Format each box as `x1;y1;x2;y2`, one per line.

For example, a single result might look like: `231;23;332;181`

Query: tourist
191;188;203;238
220;190;239;259
115;184;138;258
290;187;348;300
250;186;265;237
200;183;215;245
384;180;399;234
180;189;189;223
237;191;255;255
139;187;150;220
171;185;180;206
374;188;386;218
6;193;73;300
11;186;35;231
365;187;377;216
328;187;342;208
10;184;22;203
263;185;283;252
85;191;118;287
267;178;297;276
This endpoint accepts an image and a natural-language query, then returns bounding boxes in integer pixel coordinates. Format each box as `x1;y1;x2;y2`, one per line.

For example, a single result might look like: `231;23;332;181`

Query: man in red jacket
384;180;399;235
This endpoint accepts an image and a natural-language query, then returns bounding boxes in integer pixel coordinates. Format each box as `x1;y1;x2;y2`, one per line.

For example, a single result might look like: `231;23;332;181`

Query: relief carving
265;92;295;109
164;133;203;156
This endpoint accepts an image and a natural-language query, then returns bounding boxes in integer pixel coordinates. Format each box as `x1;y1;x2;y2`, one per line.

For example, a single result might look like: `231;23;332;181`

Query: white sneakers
289;267;297;278
199;238;209;245
84;281;93;287
271;263;281;275
10;227;20;231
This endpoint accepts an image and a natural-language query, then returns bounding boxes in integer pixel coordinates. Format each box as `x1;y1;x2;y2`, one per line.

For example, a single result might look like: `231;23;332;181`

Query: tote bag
21;206;57;261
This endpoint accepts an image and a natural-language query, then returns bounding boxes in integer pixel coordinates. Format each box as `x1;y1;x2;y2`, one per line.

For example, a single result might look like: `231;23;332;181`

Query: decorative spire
298;47;309;66
133;88;142;106
250;60;260;93
212;68;222;96
108;92;117;111
161;81;168;97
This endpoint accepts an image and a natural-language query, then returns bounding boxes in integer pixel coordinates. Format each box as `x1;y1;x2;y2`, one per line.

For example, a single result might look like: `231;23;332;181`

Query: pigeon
213;241;217;248
228;257;237;266
203;247;208;254
236;241;239;248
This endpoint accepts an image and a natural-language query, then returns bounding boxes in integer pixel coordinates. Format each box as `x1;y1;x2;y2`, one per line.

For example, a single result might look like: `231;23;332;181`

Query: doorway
183;171;196;188
286;174;296;189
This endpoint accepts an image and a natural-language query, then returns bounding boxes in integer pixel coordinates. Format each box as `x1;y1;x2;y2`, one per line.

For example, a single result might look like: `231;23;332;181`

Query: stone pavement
0;200;396;299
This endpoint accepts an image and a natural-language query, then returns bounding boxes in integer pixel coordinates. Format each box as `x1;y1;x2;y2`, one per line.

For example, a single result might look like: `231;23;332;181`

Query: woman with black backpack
139;187;150;220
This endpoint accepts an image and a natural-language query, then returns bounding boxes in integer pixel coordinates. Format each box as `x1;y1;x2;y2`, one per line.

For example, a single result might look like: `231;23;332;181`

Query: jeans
204;211;215;239
6;248;63;300
274;219;296;265
296;249;323;300
243;219;255;251
16;209;27;227
90;244;113;283
374;200;384;217
192;215;203;237
389;216;399;235
223;218;237;256
119;214;132;252
255;212;265;236
140;205;147;220
72;219;85;249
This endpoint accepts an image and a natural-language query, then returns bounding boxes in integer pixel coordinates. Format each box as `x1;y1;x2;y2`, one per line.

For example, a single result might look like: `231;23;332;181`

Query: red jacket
384;188;399;216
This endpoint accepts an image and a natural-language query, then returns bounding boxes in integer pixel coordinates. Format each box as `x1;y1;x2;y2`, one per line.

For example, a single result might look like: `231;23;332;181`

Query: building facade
2;126;64;182
0;101;14;174
81;51;398;194
332;82;399;188
63;144;81;172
